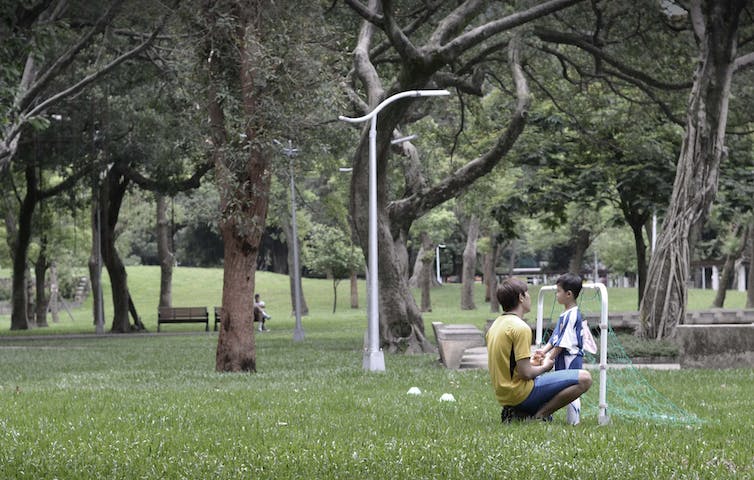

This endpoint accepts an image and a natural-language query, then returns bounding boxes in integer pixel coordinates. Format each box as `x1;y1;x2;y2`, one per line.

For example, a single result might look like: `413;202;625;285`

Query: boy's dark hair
497;277;528;312
556;273;583;299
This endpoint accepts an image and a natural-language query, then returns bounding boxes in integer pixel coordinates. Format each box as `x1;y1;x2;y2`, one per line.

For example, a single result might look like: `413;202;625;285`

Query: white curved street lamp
339;89;450;372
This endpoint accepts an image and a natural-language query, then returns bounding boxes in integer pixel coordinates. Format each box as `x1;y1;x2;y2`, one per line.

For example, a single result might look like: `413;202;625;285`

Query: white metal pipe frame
536;283;610;425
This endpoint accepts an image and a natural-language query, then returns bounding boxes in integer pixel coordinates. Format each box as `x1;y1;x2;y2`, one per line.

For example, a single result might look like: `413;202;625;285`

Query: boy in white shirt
535;273;596;425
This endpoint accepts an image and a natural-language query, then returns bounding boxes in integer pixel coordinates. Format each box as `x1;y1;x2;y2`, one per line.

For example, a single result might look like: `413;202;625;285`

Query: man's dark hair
556;273;583;299
497;277;528;312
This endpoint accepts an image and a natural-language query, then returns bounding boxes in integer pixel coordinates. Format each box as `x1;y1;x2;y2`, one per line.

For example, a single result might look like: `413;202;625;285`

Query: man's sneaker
501;406;528;423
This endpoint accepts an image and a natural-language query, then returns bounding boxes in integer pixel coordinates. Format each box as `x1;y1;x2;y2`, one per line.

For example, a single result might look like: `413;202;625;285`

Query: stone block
433;322;485;369
677;324;754;369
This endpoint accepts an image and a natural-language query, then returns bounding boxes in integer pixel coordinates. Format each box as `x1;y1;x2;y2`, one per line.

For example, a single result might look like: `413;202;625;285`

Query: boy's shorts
515;370;581;415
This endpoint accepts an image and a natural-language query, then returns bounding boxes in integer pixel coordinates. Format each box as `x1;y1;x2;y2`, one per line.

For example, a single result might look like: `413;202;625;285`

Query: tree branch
389;36;531;221
17;0;126;113
534;27;693;91
124;161;213;195
437;0;586;62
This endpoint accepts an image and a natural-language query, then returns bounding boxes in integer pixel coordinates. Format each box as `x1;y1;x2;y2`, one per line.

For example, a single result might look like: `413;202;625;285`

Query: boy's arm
546;345;563;360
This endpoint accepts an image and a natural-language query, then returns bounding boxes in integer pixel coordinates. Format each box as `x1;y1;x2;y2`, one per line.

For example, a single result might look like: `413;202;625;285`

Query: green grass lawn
0;267;751;478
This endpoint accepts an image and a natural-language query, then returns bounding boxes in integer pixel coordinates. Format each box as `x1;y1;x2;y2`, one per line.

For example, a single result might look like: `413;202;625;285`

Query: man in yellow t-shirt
486;277;592;423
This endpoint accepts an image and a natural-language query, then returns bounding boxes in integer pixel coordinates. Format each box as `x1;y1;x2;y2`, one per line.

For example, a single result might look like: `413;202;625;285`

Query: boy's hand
540;355;554;372
530;350;544;366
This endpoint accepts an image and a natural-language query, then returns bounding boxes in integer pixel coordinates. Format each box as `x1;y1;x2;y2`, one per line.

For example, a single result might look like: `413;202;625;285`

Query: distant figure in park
534;273;597;425
486;277;592;423
254;293;271;332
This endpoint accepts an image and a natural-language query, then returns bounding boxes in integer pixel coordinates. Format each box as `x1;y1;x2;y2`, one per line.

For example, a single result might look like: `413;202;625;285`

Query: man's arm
516;356;554;380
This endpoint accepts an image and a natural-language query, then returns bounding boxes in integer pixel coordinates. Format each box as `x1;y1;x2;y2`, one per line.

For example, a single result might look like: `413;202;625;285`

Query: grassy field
0;267;751;478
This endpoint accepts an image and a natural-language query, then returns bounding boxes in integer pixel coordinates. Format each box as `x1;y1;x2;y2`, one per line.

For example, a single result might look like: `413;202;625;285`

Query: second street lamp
274;139;305;342
339;89;450;372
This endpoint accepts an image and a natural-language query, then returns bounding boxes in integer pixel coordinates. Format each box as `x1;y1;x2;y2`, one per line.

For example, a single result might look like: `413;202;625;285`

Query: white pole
339;89;450;372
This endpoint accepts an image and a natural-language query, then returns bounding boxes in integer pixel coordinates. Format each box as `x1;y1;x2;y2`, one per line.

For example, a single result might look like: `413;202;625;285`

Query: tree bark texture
567;228;591;275
49;262;59;323
748;222;754;308
204;0;272;372
461;215;480;310
34;238;49;327
712;224;748;308
10;165;37;330
156;194;173;308
419;232;432;312
485;234;501;313
100;164;143;333
350;271;359;309
640;0;745;339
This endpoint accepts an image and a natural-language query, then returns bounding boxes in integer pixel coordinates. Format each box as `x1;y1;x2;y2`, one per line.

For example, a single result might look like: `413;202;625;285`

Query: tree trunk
10;165;38;330
485;235;501;313
461;215;480;310
205;0;271;372
746;222;754;308
49;261;59;323
419;232;432;312
331;279;339;314
409;236;440;289
712;225;747;308
89;189;105;331
712;256;735;308
156;194;173;308
629;220;649;308
568;229;591;275
284;219;308;316
100;165;140;333
640;1;744;339
350;271;359;309
347;31;531;353
34;237;49;327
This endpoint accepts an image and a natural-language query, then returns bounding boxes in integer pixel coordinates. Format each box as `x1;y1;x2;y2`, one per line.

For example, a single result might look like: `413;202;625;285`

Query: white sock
567;398;581;425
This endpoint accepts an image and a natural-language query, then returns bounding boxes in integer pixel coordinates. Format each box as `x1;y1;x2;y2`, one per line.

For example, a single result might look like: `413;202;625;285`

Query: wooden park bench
157;307;209;332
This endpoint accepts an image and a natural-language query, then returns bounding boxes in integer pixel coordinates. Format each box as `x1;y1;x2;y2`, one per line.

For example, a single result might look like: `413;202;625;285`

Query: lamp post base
293;326;305;342
362;349;385;372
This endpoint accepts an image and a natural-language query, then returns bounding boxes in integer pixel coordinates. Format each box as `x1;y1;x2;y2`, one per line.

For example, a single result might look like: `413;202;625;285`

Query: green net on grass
540;286;702;425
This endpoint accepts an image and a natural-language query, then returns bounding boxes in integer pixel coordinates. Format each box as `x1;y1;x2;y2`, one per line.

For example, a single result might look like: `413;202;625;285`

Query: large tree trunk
205;0;271;372
10;165;38;330
100;164;143;333
640;1;745;339
461;215;480;310
568;228;591;275
156;194;173;308
419;232;432;312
